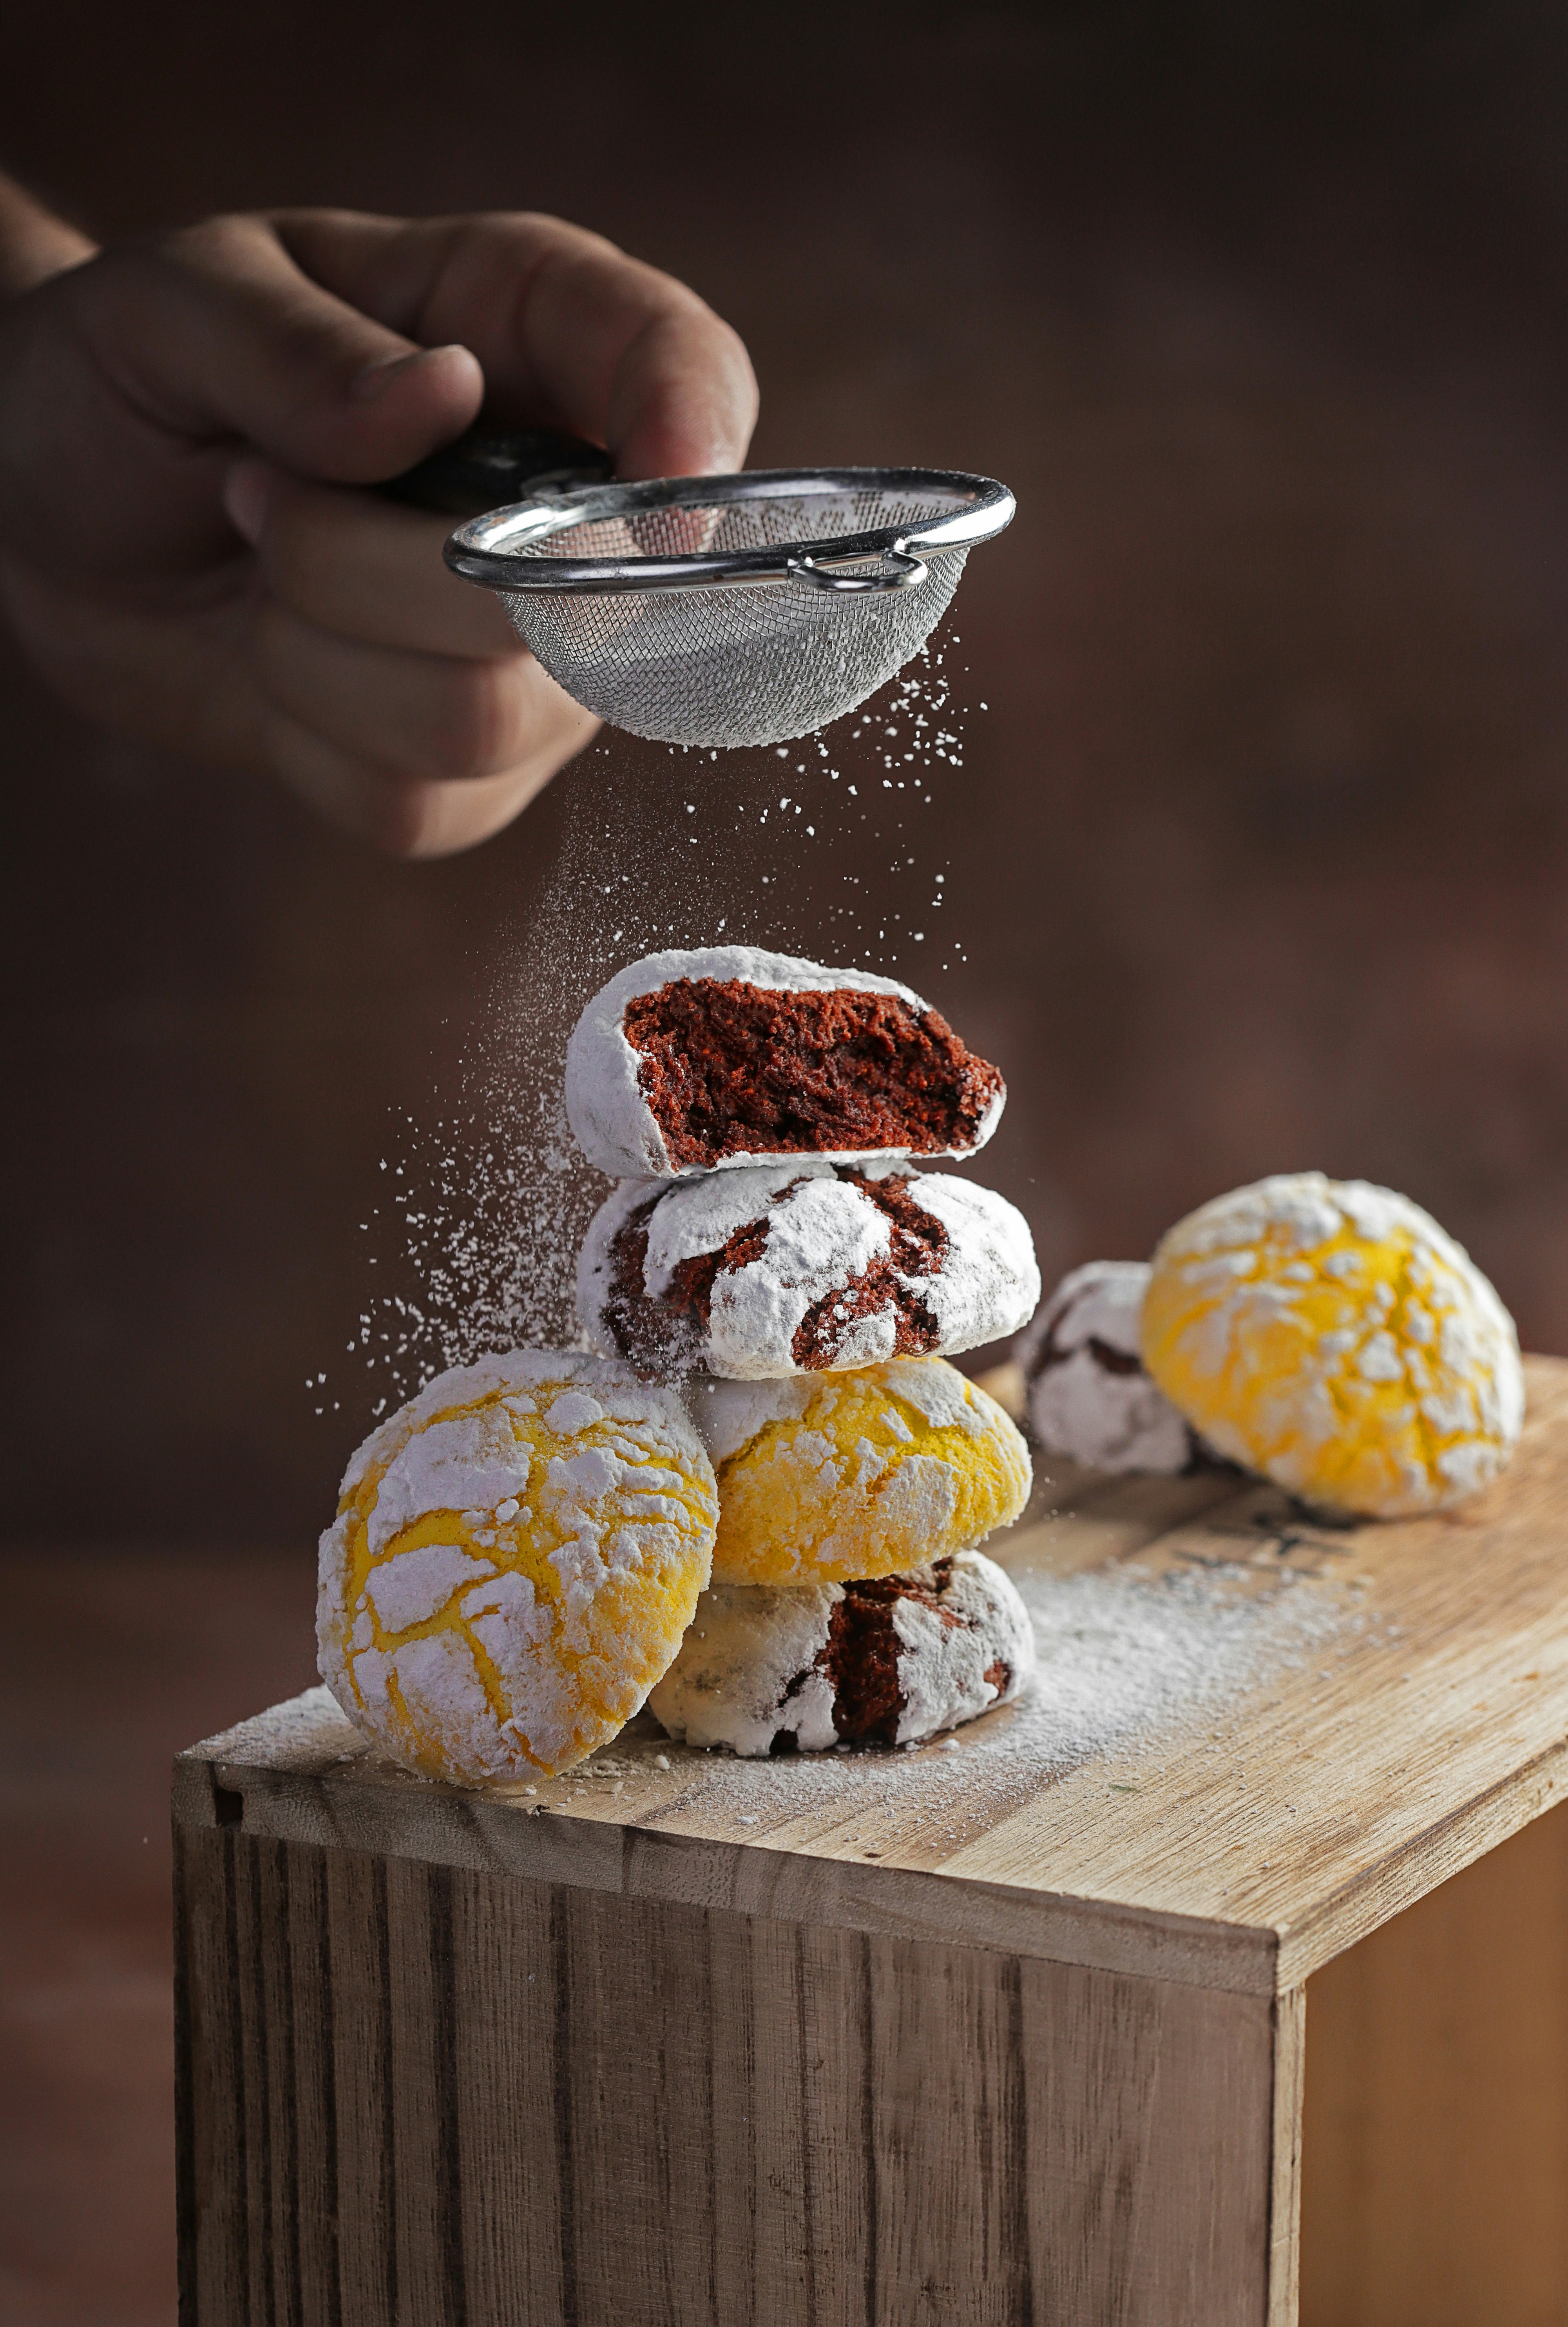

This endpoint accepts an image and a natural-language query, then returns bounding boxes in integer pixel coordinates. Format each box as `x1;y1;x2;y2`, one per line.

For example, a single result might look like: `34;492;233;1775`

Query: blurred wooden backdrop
7;0;1568;1545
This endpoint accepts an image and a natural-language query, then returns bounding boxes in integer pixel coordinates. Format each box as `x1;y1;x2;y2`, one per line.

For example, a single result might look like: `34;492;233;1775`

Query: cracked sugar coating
578;1159;1040;1380
648;1550;1035;1756
564;946;1005;1179
1020;1259;1194;1473
685;1355;1031;1586
317;1349;717;1784
1142;1173;1525;1517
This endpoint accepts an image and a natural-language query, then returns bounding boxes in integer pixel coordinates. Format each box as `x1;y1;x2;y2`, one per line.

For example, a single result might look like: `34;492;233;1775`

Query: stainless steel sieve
438;467;1015;749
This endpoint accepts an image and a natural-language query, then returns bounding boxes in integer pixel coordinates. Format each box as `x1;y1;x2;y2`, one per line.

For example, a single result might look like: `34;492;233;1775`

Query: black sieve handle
382;425;613;517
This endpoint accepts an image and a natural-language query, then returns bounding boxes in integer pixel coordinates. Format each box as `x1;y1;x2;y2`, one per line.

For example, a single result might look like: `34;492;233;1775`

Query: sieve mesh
448;473;1008;749
504;555;967;748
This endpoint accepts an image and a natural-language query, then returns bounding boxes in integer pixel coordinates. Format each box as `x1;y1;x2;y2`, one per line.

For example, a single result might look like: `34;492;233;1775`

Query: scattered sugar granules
612;1550;1364;1846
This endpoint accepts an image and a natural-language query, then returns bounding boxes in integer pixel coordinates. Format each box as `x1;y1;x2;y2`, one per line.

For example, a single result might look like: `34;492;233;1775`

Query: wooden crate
173;1356;1568;2326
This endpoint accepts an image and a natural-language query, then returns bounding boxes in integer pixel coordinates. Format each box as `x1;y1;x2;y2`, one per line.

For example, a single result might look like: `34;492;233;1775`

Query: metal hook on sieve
786;549;929;593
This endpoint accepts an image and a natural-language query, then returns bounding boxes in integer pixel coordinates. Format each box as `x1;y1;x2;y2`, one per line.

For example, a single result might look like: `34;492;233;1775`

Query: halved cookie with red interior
564;947;1005;1180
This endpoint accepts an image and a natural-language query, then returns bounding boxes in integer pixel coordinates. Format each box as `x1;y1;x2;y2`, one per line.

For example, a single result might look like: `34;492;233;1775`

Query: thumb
76;212;484;481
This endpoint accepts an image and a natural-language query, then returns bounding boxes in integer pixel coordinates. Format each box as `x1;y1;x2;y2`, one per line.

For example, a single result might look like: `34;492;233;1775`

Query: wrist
0;173;96;301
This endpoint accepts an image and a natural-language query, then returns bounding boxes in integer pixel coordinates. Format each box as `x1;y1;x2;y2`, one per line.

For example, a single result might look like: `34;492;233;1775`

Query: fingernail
350;344;462;401
223;458;269;547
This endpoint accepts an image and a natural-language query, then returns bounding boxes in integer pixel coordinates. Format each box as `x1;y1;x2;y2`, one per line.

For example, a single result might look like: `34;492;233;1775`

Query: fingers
68;213;484;481
274;210;759;478
226;458;520;655
252;599;596;786
226;453;597;853
511;231;758;480
58;206;755;493
264;710;567;858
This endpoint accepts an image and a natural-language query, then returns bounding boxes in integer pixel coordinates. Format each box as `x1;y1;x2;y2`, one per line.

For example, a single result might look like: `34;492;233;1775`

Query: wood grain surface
177;1355;1568;1996
1300;1794;1568;2327
175;1825;1295;2327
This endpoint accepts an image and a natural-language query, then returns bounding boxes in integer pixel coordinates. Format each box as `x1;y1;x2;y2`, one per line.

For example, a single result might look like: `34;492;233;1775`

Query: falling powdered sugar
321;617;987;1422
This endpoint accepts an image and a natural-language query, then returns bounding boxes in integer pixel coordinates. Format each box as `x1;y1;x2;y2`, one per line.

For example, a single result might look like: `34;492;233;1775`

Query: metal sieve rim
442;466;1014;596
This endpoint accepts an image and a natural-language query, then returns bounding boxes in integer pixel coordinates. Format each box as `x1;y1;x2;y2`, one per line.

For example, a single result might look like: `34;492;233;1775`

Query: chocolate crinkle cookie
578;1158;1040;1379
648;1549;1035;1755
564;946;1005;1180
1020;1259;1199;1473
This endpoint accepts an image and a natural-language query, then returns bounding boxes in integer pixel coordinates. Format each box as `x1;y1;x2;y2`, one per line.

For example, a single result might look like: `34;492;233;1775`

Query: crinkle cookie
1142;1173;1525;1517
578;1159;1040;1380
686;1356;1031;1586
648;1550;1035;1755
317;1350;717;1784
1020;1259;1194;1473
564;945;1005;1180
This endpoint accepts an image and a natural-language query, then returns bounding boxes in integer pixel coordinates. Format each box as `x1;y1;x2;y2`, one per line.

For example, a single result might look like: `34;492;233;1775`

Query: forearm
0;172;96;300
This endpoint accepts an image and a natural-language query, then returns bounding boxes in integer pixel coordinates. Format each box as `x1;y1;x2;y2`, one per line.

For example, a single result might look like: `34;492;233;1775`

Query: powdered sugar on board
521;1509;1371;1853
209;1508;1369;1871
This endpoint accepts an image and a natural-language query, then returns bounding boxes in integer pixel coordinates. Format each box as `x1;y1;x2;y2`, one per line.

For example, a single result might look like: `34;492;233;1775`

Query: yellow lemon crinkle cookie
317;1349;718;1784
1141;1173;1525;1518
686;1356;1031;1586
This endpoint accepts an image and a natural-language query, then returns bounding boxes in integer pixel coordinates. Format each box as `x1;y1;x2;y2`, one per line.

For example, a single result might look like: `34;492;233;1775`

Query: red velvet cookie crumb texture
790;1172;948;1368
623;978;1004;1167
596;1193;692;1378
1027;1324;1145;1387
599;1169;955;1378
599;1190;783;1379
598;1196;773;1379
775;1560;1014;1749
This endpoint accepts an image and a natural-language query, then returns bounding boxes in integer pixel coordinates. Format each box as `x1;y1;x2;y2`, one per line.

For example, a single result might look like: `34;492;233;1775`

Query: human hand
0;199;758;854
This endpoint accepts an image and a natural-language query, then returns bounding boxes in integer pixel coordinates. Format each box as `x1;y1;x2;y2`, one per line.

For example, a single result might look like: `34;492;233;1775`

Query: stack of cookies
316;945;1046;1787
317;1081;1528;1785
567;946;1041;1755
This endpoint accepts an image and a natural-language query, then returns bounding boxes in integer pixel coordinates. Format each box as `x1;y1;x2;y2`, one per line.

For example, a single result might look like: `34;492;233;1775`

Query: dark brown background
10;0;1568;1548
7;4;1568;2317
